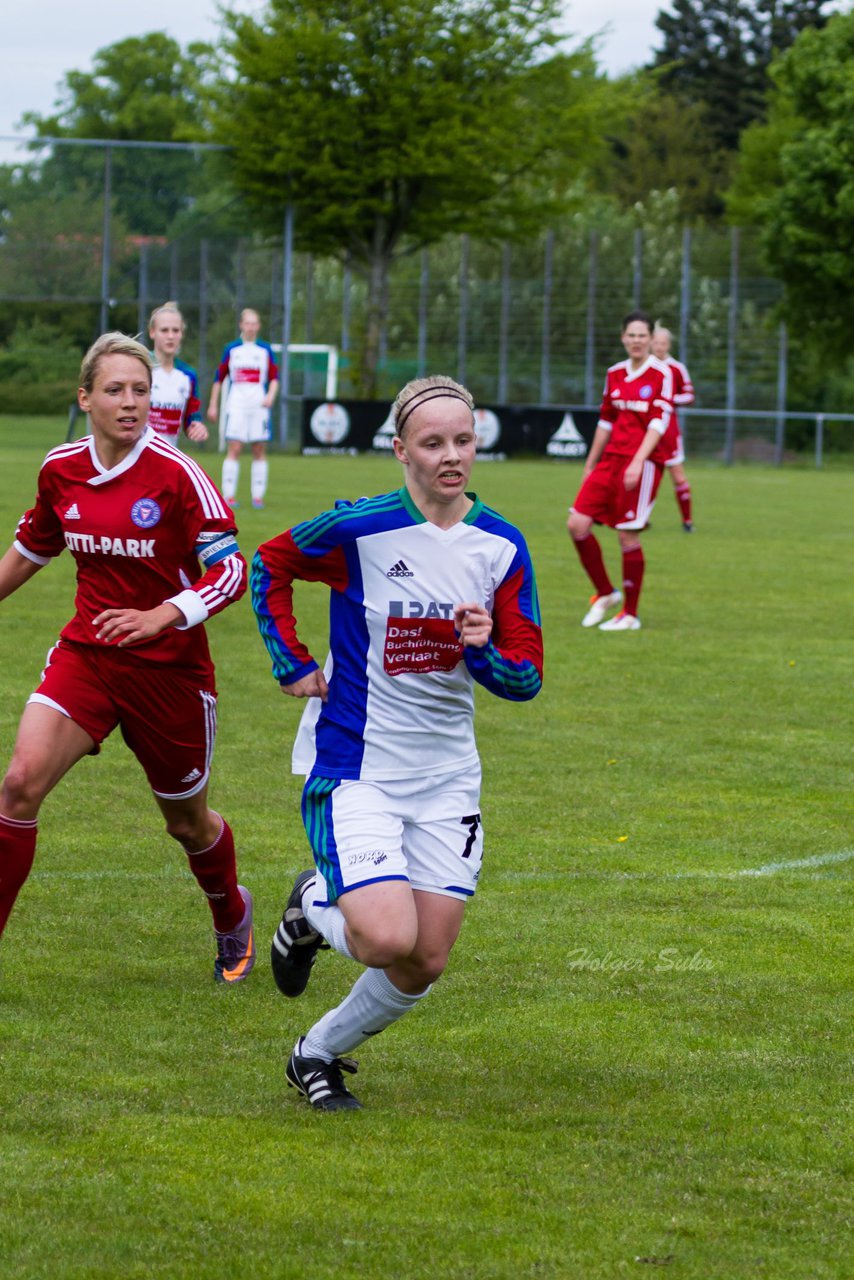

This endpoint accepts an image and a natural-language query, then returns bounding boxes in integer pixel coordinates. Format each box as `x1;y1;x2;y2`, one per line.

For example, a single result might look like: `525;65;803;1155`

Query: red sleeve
251;531;349;684
13;472;65;564
598;370;617;425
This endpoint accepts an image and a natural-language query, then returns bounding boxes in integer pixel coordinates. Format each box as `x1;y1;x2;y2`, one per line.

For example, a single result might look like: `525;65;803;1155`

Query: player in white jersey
147;302;208;448
652;327;695;530
206;309;279;510
252;375;543;1110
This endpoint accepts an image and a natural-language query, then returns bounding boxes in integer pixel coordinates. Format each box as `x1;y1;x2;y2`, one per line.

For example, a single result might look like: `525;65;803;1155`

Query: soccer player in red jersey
567;311;673;631
0;333;255;983
148;302;209;448
652;326;695;531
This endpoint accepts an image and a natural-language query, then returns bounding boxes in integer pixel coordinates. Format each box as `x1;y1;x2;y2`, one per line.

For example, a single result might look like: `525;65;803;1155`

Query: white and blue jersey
213;339;278;411
251;488;542;782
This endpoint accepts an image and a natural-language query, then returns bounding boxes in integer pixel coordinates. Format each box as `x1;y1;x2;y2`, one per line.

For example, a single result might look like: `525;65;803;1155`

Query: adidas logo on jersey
181;768;202;784
64;503;81;520
386;560;414;578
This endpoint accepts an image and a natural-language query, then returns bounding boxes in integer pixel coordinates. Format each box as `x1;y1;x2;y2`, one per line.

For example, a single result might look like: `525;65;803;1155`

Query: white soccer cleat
599;611;641;632
581;590;623;628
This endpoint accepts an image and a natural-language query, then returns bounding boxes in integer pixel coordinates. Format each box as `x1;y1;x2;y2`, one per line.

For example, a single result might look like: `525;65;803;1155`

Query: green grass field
0;418;850;1279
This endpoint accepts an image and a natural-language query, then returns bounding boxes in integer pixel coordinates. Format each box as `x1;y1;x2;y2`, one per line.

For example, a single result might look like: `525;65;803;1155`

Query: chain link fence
1;137;848;460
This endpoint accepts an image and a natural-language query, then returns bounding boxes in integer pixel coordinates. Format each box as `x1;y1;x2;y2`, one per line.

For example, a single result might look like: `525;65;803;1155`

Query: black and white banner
301;399;598;460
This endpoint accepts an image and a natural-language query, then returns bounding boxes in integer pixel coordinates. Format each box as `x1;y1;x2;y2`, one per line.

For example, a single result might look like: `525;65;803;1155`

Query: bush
0;320;82;414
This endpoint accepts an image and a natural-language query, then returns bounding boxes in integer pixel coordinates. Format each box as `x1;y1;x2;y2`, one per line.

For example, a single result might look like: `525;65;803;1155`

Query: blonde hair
79;333;153;392
392;375;474;436
148;300;184;332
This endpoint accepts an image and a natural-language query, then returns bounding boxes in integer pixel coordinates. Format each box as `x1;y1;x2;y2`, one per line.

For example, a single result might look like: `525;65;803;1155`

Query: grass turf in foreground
0;420;851;1278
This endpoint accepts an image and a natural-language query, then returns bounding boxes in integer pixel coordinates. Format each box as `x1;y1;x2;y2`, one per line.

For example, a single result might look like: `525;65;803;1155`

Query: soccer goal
218;344;339;449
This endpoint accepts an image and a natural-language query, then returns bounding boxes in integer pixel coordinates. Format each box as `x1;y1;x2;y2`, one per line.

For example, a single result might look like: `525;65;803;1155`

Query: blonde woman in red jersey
0;333;255;984
651;326;695;531
567;311;673;631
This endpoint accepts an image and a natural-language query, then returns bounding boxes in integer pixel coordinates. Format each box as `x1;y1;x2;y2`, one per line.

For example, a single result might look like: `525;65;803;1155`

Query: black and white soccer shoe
270;870;328;997
286;1036;362;1112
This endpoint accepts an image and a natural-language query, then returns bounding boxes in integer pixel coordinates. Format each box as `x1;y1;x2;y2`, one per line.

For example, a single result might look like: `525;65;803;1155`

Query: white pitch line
734;849;854;877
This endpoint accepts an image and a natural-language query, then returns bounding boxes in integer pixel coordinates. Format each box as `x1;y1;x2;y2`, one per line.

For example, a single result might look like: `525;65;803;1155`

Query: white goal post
217;344;339;449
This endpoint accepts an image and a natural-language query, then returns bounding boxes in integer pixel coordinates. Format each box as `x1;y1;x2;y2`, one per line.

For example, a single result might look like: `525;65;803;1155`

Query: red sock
675;482;692;523
573;532;614;597
622;545;645;617
0;813;38;939
186;816;244;933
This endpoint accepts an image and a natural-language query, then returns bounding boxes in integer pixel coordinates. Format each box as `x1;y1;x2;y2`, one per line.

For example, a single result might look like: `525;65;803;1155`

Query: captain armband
195;531;240;566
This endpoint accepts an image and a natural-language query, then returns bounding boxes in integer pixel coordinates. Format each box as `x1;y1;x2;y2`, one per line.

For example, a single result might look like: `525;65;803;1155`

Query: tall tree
651;0;831;152
211;0;622;394
597;86;731;220
22;33;214;235
727;10;854;353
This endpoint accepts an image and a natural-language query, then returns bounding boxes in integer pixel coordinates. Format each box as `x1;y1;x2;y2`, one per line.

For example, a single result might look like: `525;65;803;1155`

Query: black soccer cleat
683;521;694;532
286;1037;362;1112
270;870;328;997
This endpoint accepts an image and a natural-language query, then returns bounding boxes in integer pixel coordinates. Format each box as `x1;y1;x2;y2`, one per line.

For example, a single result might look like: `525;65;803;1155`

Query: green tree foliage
726;10;854;356
651;0;831;152
211;0;622;393
0;319;83;413
22;33;214;235
597;85;731;220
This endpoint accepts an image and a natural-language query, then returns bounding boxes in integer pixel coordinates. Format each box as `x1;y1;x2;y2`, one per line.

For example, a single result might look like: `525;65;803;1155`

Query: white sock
251;459;268;502
303;886;353;960
302;967;431;1061
221;457;239;501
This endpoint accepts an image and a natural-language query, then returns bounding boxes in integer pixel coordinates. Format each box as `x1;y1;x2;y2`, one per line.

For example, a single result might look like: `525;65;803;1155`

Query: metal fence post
99;145;112;334
775;322;788;466
305;253;314;344
679;226;691;364
170;242;179;301
815;414;824;469
457;234;469;386
540;230;554;403
498;242;510;402
198;239;209;393
341;258;352;360
632;227;643;309
235;239;246;329
724;227;740;465
279;203;295;447
584;231;598;404
136;241;149;339
417;249;429;378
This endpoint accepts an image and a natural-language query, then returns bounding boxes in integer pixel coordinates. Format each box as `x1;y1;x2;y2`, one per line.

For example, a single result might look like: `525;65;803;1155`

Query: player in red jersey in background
652;325;695;531
147;302;209;448
0;333;254;983
567;311;673;632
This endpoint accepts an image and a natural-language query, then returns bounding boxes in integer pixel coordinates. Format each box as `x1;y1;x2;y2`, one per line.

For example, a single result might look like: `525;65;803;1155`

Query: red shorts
572;453;663;531
29;640;218;799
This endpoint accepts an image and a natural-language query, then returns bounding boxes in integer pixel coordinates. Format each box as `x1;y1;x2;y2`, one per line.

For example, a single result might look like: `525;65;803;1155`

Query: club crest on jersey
639;385;653;399
131;498;162;528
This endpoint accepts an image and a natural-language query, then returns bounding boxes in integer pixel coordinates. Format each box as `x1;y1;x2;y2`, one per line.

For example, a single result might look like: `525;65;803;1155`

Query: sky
0;1;666;164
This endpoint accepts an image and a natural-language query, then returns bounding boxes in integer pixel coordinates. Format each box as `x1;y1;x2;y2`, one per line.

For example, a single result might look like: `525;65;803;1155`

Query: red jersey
597;357;673;458
14;428;246;675
654;356;694;465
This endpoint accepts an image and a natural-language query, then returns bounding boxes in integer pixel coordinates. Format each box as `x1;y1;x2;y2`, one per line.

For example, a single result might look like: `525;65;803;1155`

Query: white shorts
224;407;271;443
301;766;484;904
